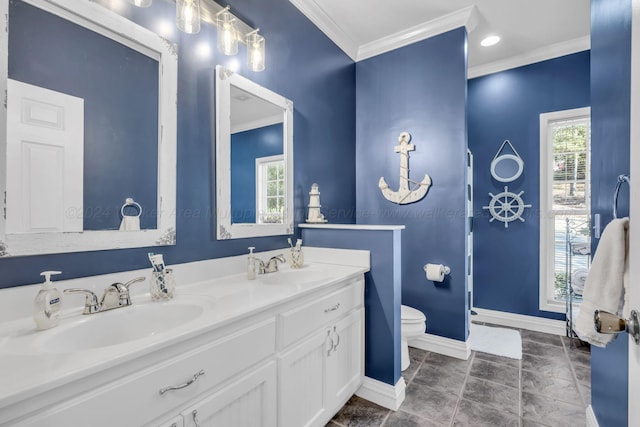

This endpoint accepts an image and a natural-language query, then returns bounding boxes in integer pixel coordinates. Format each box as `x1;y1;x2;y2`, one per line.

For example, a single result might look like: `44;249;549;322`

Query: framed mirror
215;65;293;239
490;140;524;183
0;0;177;256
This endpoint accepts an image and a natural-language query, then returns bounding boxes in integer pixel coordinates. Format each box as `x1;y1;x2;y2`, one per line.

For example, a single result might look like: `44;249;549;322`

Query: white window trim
539;107;591;313
255;154;284;225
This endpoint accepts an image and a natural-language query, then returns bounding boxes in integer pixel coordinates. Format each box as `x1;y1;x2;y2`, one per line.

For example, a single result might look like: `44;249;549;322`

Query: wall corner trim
472;307;566;336
586;405;600;427
356;376;406;411
408;333;471;360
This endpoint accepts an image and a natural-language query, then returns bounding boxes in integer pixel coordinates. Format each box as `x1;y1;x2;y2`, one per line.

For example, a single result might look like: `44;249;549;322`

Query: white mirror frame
490;154;524;183
0;0;177;256
215;65;293;240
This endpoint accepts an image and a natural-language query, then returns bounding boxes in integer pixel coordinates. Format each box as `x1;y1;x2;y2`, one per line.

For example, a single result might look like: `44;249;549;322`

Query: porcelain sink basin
258;266;330;286
37;296;213;353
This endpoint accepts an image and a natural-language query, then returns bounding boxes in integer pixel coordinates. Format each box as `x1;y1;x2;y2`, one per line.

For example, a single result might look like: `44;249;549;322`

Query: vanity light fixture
481;35;501;47
127;0;266;71
176;0;201;34
246;29;265;72
216;6;239;55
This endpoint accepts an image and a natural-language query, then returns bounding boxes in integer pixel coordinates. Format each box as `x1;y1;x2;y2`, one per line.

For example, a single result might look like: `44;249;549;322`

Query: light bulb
246;31;265;72
177;0;201;34
216;10;238;55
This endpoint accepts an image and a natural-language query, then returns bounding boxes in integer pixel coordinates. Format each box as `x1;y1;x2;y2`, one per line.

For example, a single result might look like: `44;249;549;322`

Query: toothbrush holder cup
151;268;175;301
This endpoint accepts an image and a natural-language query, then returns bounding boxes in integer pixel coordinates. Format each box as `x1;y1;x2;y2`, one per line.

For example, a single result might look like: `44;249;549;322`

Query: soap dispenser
247;247;256;280
33;271;63;330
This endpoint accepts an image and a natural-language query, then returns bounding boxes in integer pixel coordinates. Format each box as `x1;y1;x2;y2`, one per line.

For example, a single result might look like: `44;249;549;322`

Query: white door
6;79;84;234
629;1;640;425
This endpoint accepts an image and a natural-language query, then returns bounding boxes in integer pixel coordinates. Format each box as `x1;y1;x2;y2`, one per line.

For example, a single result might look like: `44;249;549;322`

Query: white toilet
401;304;427;371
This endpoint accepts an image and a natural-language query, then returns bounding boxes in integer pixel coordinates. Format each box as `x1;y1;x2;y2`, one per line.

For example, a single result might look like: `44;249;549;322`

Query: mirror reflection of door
229;85;285;224
6;79;84;234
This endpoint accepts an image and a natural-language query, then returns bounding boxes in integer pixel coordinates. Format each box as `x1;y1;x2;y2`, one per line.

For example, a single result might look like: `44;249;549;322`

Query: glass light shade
246;32;265;72
216;11;239;55
129;0;152;7
176;0;201;34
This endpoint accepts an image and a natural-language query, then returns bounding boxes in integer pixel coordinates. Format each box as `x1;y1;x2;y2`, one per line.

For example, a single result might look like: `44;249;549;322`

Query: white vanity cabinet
278;279;364;427
0;273;364;427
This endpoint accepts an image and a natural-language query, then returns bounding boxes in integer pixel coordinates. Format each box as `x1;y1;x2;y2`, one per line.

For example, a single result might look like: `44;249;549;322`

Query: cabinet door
181;362;276;427
326;308;364;410
278;329;332;427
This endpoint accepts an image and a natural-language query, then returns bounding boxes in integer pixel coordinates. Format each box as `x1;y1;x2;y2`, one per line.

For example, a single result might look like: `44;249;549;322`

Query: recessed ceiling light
481;35;501;47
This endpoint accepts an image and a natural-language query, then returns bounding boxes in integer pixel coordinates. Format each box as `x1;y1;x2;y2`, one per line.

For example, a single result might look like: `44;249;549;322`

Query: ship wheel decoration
379;132;431;204
483;186;532;228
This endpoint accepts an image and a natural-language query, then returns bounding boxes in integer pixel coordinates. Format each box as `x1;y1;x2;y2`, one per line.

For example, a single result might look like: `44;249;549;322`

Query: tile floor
327;323;591;427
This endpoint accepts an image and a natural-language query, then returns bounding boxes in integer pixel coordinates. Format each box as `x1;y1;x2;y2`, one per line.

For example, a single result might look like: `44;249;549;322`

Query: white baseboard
356;376;406;411
408;333;471;360
586;405;599;427
472;307;566;336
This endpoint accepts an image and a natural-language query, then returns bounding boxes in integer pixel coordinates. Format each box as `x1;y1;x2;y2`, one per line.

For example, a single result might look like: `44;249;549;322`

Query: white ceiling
289;0;590;78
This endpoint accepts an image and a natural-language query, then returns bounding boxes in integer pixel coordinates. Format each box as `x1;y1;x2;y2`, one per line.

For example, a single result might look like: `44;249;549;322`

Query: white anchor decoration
378;132;431;204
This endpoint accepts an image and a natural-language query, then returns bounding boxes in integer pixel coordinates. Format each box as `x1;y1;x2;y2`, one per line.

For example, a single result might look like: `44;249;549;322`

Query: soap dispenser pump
33;271;63;330
247;247;256;280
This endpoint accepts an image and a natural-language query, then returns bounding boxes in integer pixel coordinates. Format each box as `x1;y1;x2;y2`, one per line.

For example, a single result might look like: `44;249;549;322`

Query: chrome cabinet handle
332;326;340;351
192;410;201;427
326;329;335;356
159;370;205;395
324;302;340;313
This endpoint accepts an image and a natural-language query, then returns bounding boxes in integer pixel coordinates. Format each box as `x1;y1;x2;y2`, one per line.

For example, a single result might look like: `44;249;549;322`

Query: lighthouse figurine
306;183;327;223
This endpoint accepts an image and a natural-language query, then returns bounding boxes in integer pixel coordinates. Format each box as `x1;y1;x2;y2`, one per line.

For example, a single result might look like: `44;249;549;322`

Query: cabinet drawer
279;278;363;348
16;318;276;427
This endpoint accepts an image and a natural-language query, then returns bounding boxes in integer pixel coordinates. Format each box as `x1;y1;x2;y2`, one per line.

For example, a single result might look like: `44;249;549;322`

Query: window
539;107;591;312
256;155;285;224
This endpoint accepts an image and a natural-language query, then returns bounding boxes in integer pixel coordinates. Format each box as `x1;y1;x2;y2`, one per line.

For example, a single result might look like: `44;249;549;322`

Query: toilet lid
401;305;426;322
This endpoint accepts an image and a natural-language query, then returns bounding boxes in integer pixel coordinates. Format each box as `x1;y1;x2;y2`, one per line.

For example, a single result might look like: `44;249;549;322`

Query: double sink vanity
0;248;369;426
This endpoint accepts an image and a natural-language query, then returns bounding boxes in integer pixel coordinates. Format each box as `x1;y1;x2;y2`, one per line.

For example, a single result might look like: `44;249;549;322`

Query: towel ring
613;174;630;219
121;198;142;218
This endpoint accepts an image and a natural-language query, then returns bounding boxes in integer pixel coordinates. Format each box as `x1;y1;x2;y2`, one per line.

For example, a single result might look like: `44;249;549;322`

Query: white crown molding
357;5;478;62
469;35;591;79
356;376;406;411
472;307;566;336
586;405;599;427
409;332;471;360
288;0;360;61
288;1;478;62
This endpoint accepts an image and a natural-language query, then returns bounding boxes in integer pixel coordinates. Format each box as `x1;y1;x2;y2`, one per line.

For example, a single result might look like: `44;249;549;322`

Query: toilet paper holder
423;263;451;282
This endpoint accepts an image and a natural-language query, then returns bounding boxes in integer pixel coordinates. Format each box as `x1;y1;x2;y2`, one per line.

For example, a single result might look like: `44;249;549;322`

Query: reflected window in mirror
256;155;285;224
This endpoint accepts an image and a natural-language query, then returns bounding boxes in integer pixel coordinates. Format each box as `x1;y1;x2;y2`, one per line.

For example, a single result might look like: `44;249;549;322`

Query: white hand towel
119;216;140;231
574;217;629;347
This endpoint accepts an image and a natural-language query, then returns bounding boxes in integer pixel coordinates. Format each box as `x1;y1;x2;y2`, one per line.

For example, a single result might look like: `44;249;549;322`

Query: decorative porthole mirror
490;140;524;182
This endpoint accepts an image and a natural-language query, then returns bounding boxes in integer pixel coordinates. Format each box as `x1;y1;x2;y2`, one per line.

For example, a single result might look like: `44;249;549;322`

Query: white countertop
0;247;369;411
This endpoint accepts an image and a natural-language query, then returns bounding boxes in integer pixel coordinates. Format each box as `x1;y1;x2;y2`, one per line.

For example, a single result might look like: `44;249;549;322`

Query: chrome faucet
255;254;286;274
64;277;146;314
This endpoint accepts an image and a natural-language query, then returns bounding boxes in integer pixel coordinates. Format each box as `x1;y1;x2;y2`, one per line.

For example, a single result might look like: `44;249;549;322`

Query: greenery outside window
539;107;591;312
256;155;285;224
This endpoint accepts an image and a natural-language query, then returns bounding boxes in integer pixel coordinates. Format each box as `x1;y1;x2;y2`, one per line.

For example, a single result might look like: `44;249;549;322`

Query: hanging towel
119;215;140;231
574;217;629;347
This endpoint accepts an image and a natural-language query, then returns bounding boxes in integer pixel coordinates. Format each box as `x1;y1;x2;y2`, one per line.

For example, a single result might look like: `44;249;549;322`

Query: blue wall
230;123;284;223
590;0;631;425
355;28;469;341
9;0;158;230
302;228;402;386
467;52;590;319
0;0;356;287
